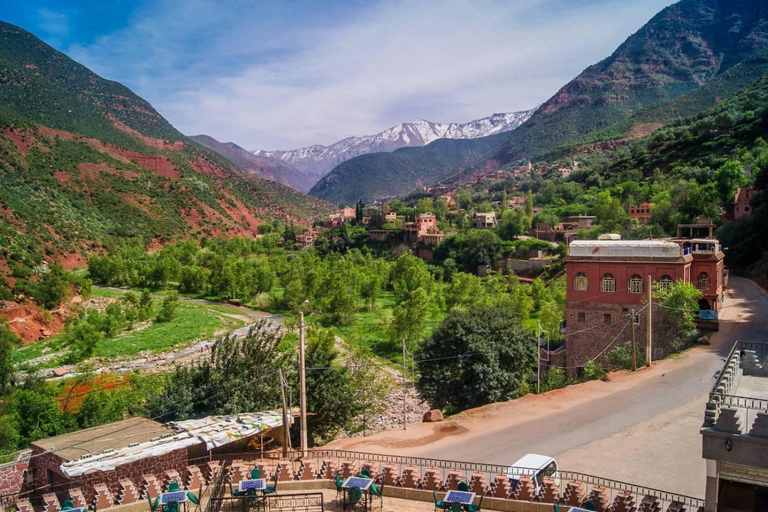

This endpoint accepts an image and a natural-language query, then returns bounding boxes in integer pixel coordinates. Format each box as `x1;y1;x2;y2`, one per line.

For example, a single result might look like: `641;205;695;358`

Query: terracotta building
295;228;318;249
564;238;725;375
472;212;497;229
629;202;654;225
405;213;444;246
734;186;756;219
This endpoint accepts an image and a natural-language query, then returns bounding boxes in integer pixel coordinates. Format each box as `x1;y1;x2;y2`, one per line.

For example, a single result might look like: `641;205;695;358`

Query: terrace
3;449;705;512
701;341;768;511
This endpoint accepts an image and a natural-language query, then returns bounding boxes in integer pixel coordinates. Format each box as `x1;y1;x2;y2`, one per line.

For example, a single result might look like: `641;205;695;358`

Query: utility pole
630;308;637;371
278;369;289;459
646;275;653;367
402;339;407;430
298;310;308;457
536;321;542;394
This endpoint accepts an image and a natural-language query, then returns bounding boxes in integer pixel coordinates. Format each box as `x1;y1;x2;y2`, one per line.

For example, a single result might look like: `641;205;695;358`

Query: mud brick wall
565;302;674;376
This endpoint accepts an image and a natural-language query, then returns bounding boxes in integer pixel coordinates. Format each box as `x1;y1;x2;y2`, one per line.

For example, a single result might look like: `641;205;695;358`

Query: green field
13;288;247;365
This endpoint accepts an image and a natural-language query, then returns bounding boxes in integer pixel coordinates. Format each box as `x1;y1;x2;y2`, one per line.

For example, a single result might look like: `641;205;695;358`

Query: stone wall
565;302;675;376
0;451;30;496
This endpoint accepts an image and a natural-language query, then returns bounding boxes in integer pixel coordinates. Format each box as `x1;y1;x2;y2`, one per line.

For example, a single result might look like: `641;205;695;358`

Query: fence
209;449;704;510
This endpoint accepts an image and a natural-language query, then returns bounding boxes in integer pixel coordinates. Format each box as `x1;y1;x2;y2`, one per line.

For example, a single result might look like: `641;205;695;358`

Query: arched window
629;274;643;294
574;272;588;291
659;275;672;291
601;273;616;293
697;272;710;291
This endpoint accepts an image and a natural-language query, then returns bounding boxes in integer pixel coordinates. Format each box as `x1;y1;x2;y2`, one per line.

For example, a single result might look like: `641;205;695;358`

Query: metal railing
206;493;323;512
208;449;703;509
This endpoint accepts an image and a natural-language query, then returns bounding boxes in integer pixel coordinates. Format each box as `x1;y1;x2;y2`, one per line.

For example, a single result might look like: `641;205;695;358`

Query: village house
629;202;654;225
384;211;397;222
563;236;725;376
472;212;497;229
295;228;318;249
326;215;344;228
405;213;444;246
734;186;756;219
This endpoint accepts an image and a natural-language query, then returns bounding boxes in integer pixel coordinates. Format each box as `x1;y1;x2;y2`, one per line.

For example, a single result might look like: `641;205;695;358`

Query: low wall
6;451;704;512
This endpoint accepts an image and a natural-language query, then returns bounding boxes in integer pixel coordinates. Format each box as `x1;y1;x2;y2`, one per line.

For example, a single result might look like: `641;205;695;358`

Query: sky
2;0;675;151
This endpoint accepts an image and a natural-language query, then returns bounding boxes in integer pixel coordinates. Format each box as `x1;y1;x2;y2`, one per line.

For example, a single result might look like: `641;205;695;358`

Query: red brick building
629;202;654;225
564;238;725;374
733;186;755;219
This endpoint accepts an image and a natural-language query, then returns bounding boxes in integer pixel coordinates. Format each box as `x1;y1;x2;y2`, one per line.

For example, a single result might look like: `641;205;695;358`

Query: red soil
109;116;185;150
119;192;158;217
3;127;33;155
0;300;67;344
59;252;88;270
119;150;181;179
192;157;228;178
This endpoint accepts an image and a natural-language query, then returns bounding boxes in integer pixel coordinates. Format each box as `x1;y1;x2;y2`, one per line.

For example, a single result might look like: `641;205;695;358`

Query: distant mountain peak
253;109;536;177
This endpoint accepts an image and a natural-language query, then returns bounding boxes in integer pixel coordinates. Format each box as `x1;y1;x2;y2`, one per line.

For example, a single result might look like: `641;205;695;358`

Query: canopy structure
568;240;682;259
58;411;286;477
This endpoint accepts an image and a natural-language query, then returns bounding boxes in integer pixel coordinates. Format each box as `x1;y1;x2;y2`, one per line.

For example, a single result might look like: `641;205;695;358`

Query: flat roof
32;417;168;462
568;240;682;259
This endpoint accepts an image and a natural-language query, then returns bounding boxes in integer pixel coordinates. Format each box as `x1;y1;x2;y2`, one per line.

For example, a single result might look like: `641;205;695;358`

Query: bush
583;360;605;381
156;292;179;323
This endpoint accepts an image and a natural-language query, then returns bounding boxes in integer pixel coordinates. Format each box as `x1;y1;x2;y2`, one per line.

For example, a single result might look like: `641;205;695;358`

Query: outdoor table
238;479;266;493
341;476;374;510
443;490;476;510
160;491;187;512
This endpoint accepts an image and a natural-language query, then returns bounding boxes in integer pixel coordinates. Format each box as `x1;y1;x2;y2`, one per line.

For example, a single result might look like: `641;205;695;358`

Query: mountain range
253;110;535;179
189;134;318;192
309;0;768;204
0;21;332;273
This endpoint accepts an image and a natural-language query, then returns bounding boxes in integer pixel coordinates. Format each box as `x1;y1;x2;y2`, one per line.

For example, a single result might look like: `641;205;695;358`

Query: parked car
506;454;560;493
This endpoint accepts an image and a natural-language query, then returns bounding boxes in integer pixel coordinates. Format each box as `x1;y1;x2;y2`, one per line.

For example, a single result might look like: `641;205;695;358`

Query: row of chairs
147;482;201;512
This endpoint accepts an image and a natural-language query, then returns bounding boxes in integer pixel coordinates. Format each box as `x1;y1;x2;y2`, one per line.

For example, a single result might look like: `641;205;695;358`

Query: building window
659;275;672;291
574;272;588;291
629;274;643;294
601;273;616;293
578;312;586;322
604;313;612;323
633;313;640;325
698;272;710;291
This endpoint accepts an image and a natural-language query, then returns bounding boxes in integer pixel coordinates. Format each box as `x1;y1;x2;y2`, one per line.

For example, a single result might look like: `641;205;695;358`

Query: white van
505;454;560;493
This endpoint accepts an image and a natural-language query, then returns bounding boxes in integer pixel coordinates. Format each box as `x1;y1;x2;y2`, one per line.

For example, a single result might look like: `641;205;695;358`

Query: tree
654;280;703;337
715;160;746;203
76;391;126;429
389;287;430;349
416;305;536;413
0;415;19;456
0;321;19;392
454;189;472;209
416;198;434;215
304;327;355;441
539;300;563;342
391;255;432;303
434;199;448;221
445;272;483;310
35;265;70;309
11;379;66;445
348;348;388;436
156;291;179;323
64;317;102;362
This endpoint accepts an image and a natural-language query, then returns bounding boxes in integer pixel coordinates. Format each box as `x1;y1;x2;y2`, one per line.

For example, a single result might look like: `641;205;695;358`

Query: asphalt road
410;276;768;469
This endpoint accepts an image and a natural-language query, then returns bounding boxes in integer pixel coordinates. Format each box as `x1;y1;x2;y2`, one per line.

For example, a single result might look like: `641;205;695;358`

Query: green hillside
0;22;332;275
309;133;507;204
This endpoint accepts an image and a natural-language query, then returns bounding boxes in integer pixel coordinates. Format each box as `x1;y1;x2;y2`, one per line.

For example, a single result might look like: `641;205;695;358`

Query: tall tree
416;305;535;413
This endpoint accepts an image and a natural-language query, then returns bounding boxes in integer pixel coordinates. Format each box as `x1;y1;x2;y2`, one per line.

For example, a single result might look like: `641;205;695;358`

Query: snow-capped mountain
253;109;536;178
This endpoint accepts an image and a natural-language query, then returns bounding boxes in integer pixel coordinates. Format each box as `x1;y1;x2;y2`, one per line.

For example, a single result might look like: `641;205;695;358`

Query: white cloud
65;0;674;150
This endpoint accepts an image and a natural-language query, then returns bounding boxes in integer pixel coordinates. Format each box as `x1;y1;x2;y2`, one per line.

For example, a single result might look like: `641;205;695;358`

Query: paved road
336;276;768;497
415;277;767;461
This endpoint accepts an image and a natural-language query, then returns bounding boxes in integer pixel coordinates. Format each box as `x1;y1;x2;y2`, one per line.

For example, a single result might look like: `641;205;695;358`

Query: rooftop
568;240;682;259
31;417;168;462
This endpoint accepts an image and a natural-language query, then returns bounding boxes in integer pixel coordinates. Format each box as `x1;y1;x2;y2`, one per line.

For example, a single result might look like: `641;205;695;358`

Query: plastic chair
186;492;200;506
250;467;261;479
458;481;469;492
582;500;596;511
348;486;363;507
147;495;161;512
449;503;463;512
61;501;74;511
359;468;371;478
467;494;483;512
335;474;343;501
433;490;447;512
371;481;384;510
263;474;278;495
168;482;180;492
229;481;243;497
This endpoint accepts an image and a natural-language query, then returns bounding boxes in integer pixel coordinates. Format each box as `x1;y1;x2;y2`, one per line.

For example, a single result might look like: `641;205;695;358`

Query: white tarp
59;411;285;477
569;240;681;259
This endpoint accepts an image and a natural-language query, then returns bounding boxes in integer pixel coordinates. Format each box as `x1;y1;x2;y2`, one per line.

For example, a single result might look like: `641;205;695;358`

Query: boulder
52;368;69;377
422;409;443;422
697;335;710;345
